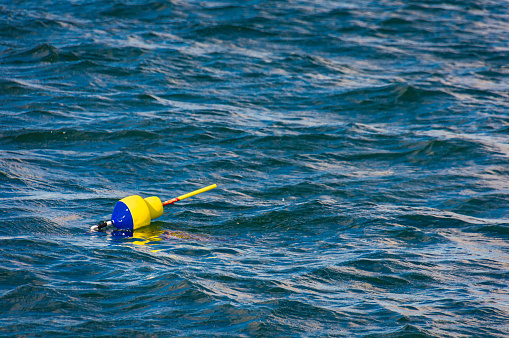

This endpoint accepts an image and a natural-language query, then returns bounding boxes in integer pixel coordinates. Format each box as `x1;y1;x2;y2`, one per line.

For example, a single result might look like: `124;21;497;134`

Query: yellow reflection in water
113;223;210;246
129;225;166;246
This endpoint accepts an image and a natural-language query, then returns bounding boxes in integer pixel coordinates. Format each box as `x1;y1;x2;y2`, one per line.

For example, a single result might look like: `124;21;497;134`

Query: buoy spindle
162;184;217;206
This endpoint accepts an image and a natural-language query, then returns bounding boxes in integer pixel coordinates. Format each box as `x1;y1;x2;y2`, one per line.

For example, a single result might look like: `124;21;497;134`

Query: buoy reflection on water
107;223;214;246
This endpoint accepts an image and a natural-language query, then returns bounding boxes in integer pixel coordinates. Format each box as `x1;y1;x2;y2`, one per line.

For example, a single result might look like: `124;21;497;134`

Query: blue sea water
1;0;509;336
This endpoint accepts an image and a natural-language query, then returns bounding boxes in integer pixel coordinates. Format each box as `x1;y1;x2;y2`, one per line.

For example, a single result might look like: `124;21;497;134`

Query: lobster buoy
91;184;216;231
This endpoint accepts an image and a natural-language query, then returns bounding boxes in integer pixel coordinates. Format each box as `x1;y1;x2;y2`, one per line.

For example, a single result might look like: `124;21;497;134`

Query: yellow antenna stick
163;184;217;206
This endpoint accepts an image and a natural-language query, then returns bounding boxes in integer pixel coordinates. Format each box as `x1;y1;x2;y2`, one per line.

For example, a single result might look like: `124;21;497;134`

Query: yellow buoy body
144;196;164;219
111;195;164;230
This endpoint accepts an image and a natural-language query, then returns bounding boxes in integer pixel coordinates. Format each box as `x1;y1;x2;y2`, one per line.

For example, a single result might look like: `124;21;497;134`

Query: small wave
193;24;277;39
0;22;30;37
0;267;46;289
325;83;455;111
385;226;448;245
20;110;69;119
0;129;163;147
471;224;509;236
281;52;349;74
380;17;413;27
100;1;173;20
308;259;437;291
451;192;509;214
263;299;346;327
305;8;353;22
2;44;80;64
368;324;438;338
0;284;83;314
373;205;509;237
406;138;478;165
75;42;147;63
0;79;34;96
1;129;99;145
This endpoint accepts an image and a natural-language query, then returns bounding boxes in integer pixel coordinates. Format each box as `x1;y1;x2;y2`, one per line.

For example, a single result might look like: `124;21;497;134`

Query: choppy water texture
1;0;509;336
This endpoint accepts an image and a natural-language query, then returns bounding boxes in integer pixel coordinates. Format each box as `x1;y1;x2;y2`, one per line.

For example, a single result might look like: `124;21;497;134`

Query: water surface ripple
1;0;508;336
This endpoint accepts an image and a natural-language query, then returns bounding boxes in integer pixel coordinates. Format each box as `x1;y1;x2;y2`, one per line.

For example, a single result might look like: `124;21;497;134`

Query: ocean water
1;0;508;336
